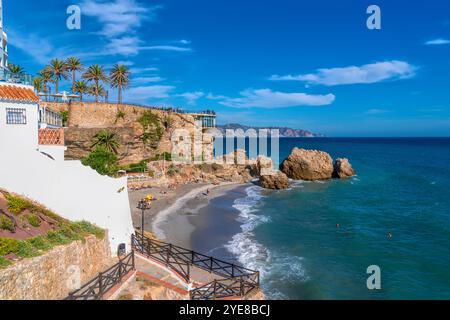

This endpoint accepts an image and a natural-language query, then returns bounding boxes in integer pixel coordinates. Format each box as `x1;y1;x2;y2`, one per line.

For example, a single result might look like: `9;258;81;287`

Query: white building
0;82;134;254
0;0;8;70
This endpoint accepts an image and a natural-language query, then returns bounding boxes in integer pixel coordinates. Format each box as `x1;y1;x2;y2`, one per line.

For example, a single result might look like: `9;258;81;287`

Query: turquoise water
224;138;450;299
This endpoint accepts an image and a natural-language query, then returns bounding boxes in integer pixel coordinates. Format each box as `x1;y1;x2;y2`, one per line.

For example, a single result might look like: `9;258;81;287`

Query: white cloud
132;76;165;84
424;38;450;45
125;85;175;103
176;91;205;105
365;108;390;115
270;61;417;86
140;45;192;52
218;89;335;109
7;30;66;64
206;92;227;100
81;0;191;56
81;0;156;38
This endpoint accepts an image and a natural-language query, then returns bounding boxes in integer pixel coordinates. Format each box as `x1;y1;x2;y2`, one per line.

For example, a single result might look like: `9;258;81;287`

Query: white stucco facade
0;93;39;151
0;83;134;254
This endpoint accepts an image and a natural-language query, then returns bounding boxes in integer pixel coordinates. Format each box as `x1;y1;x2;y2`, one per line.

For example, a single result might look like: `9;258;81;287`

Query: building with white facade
0;0;8;70
0;82;134;254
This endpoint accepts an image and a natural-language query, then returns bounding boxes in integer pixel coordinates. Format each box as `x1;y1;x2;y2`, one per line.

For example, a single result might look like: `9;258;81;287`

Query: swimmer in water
336;223;340;228
387;232;392;239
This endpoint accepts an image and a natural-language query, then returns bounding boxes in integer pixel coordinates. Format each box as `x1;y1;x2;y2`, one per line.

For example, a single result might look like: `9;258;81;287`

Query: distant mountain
217;123;325;137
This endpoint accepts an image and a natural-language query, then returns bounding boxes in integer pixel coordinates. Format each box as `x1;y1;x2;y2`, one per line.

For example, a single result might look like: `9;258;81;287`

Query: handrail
65;251;135;300
131;233;259;300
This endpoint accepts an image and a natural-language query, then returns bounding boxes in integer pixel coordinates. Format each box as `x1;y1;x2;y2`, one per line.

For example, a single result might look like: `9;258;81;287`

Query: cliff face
42;102;211;165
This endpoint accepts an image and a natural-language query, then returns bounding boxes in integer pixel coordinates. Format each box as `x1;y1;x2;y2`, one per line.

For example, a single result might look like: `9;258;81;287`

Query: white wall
0;100;39;151
0;148;134;254
38;145;67;162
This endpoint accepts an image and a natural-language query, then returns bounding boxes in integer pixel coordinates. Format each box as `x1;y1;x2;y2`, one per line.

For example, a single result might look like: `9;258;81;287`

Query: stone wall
0;235;113;300
41;102;214;165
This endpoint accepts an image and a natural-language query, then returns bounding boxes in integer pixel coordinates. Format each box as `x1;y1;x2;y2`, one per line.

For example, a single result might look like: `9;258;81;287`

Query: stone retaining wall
0;235;113;300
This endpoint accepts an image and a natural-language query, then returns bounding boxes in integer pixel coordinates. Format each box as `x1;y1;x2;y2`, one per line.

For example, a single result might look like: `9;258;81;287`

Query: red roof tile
0;84;39;103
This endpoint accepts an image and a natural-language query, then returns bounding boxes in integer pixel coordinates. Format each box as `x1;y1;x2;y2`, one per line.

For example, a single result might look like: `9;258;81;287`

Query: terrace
0;68;32;86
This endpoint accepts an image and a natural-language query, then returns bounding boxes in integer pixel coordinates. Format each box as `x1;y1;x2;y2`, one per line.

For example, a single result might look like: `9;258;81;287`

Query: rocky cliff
42;102;213;165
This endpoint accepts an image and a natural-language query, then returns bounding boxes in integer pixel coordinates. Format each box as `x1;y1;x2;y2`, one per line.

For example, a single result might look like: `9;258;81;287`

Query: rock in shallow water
259;171;289;190
333;158;355;178
280;148;334;180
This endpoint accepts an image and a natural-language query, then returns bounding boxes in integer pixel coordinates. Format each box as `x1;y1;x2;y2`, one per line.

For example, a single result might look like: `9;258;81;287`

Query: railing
131;233;259;300
0;69;33;86
65;252;135;300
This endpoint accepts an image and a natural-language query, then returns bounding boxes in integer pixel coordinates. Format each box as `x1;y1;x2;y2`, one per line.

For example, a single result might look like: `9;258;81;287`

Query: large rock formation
280;148;334;180
255;155;273;176
333;158;355;178
259;171;289;190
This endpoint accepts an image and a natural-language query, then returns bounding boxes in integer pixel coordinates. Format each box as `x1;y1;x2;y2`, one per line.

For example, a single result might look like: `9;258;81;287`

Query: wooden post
98;272;103;300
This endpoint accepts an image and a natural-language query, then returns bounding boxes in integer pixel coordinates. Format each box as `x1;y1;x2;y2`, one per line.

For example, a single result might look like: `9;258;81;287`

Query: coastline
129;181;246;248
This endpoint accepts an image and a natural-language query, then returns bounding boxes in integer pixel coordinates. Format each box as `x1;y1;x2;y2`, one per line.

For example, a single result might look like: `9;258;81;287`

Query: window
6;108;27;125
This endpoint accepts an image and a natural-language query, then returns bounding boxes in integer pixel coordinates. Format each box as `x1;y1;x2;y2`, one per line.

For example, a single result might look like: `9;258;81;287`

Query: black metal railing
65;251;135;300
131;233;259;300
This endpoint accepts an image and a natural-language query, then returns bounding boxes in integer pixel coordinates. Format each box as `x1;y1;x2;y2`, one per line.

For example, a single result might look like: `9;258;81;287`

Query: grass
0;220;105;267
0;215;15;232
5;194;32;215
0;257;11;269
26;214;41;227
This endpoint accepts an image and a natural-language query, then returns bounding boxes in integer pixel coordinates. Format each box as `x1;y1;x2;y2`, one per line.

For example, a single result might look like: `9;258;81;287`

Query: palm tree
33;77;44;93
110;64;130;104
74;80;89;101
89;83;106;102
39;68;54;102
91;130;120;154
8;64;24;82
83;65;108;103
48;58;69;97
66;57;83;93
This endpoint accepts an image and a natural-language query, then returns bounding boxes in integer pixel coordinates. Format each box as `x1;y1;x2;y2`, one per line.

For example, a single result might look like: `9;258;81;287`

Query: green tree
39;68;54;101
110;64;130;104
81;146;118;176
74;80;89;101
33;77;43;93
82;65;108;103
66;57;83;93
48;59;69;96
91;130;120;154
8;64;24;82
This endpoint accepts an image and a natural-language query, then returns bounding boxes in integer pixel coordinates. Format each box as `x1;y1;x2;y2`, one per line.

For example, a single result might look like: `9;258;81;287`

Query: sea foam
224;185;308;299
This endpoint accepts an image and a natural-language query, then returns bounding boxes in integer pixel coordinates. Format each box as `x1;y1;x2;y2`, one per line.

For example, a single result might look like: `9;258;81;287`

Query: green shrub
0;238;19;256
60;110;69;127
26;214;41;228
27;236;52;252
0;215;15;232
0;256;11;269
167;164;181;177
82;146;118;176
72;221;105;239
115;110;126;123
16;241;39;258
138;111;163;146
45;230;71;246
5;194;31;214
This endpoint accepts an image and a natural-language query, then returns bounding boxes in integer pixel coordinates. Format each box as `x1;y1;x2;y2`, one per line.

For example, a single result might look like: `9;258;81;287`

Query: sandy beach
128;182;244;247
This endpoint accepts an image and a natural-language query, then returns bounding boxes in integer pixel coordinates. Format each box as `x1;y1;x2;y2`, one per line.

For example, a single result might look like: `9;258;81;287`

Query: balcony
0;68;33;86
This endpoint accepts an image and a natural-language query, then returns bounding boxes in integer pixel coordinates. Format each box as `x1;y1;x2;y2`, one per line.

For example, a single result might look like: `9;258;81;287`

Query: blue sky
5;0;450;136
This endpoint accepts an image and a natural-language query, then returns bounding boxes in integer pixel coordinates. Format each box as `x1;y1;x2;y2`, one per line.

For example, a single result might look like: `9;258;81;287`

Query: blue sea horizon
203;137;450;299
